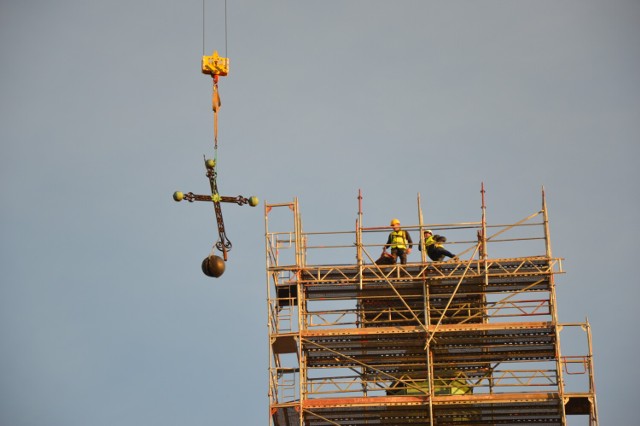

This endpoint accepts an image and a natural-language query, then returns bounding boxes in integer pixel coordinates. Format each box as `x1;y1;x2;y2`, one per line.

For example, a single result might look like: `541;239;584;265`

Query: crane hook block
202;51;229;77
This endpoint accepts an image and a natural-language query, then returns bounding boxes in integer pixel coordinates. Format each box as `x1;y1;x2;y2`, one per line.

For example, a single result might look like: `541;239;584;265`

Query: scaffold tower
265;188;598;425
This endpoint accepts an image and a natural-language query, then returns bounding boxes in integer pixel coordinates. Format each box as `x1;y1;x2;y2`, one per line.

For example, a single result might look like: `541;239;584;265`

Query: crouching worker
383;218;413;264
419;229;437;253
427;235;459;262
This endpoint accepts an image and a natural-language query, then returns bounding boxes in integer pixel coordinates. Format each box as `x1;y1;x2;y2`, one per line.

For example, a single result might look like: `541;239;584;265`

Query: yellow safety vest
423;235;436;250
390;230;408;250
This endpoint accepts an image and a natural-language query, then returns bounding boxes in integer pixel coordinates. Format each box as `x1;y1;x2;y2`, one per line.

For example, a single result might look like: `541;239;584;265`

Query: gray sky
1;1;638;425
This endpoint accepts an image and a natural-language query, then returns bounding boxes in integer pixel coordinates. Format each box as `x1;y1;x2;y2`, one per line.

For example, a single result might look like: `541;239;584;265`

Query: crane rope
202;1;228;59
202;0;205;56
224;0;228;58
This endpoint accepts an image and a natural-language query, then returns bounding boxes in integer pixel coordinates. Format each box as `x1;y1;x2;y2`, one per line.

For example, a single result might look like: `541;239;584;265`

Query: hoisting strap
212;79;221;149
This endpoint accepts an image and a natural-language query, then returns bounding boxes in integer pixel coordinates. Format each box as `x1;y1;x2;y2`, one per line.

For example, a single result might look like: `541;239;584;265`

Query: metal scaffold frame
265;189;598;425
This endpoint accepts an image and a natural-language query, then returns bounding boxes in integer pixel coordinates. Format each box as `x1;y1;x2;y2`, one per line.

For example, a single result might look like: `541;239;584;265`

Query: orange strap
212;82;222;147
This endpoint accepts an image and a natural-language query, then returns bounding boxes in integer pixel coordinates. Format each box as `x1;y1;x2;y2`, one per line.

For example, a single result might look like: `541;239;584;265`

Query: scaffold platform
265;191;598;425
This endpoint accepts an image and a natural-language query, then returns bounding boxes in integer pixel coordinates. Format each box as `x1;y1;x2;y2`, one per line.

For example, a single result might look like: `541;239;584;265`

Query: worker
418;229;437;253
427;235;459;262
383;218;413;264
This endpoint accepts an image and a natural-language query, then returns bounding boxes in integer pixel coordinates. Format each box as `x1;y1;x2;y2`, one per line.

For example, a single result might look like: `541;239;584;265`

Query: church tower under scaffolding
265;188;598;425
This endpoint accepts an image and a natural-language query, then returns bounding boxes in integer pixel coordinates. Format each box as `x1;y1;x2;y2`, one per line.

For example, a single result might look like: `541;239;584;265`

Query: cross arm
173;191;259;207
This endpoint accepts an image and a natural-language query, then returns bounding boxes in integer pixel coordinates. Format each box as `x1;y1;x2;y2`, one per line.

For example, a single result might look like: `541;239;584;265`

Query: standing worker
427;235;459;262
384;218;413;264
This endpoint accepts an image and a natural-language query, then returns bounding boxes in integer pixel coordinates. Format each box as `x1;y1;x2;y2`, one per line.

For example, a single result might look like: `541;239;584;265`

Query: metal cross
173;158;258;261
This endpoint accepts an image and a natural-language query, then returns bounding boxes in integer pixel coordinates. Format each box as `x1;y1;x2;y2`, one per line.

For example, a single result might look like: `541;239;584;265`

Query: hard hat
425;229;433;234
390;218;400;226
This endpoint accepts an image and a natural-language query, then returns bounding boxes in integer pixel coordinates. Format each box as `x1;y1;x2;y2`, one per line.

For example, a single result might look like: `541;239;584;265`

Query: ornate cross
173;158;258;261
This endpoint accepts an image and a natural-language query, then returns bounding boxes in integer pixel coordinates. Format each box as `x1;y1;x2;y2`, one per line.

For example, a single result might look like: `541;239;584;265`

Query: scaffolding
265;188;598;425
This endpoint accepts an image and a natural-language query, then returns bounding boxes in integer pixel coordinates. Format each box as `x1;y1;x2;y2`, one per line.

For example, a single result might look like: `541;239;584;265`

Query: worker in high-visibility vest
383;218;413;264
419;229;437;253
427;235;459;262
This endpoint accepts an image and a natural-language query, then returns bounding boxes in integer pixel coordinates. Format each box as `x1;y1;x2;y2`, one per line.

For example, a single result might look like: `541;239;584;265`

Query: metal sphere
202;255;225;278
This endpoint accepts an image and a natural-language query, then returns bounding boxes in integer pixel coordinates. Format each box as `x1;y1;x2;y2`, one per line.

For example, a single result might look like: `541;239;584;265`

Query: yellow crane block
202;50;229;77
